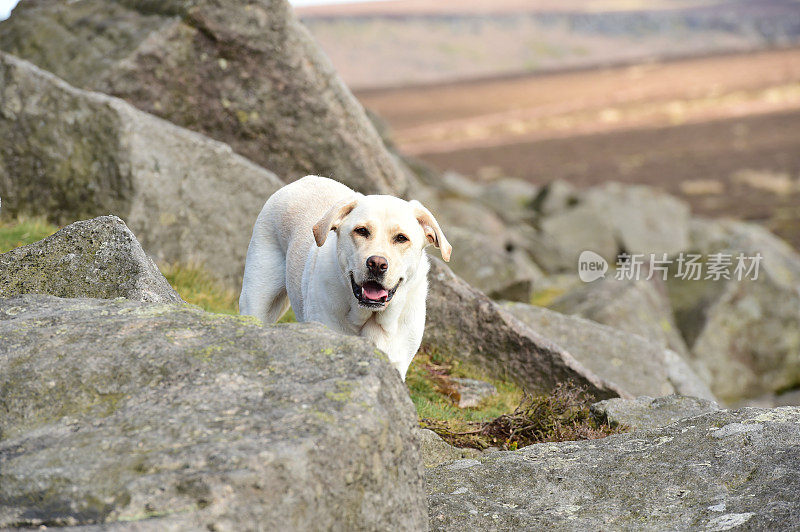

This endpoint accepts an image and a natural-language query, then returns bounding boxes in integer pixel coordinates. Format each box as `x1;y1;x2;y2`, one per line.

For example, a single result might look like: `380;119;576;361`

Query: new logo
578;250;608;282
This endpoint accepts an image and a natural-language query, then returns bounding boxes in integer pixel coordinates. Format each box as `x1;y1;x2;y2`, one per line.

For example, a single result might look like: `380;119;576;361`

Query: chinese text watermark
578;251;763;283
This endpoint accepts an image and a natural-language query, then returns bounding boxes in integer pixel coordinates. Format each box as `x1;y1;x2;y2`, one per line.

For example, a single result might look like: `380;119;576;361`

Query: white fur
239;176;450;380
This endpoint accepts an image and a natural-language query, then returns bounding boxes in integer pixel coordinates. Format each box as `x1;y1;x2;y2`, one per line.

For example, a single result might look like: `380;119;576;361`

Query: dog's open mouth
350;274;400;309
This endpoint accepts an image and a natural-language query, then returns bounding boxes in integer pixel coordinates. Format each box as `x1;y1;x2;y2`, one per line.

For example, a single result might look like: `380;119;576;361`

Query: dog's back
240;176;354;322
266;176;354;253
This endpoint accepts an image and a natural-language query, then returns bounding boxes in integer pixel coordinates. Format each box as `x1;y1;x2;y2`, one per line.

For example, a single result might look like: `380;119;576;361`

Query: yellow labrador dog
239;176;451;380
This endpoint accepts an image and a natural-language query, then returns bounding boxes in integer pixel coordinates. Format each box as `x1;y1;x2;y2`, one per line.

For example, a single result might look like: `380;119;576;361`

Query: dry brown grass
419;376;626;451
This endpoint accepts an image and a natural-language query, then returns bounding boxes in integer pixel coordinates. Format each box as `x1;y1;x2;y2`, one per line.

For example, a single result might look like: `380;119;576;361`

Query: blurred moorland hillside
300;0;800;250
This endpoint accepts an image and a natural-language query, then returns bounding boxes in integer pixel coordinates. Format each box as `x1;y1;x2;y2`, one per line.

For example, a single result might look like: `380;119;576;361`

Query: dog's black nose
366;255;388;276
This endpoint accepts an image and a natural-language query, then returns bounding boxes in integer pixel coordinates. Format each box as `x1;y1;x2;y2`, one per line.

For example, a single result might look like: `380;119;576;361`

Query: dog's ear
410;200;452;262
313;196;359;247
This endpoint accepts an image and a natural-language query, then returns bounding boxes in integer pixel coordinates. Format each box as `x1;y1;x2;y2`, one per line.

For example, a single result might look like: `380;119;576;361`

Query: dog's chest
357;314;392;352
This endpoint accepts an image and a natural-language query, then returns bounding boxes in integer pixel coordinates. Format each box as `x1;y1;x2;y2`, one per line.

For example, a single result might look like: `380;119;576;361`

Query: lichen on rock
0;216;181;303
0;294;427;529
427;407;800;531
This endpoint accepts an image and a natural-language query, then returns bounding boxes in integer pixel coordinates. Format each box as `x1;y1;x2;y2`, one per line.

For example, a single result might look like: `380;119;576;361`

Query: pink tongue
362;283;389;301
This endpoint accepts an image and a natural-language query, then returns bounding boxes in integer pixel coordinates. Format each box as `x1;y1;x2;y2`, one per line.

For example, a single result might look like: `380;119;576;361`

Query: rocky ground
427;405;800;531
1;0;800;529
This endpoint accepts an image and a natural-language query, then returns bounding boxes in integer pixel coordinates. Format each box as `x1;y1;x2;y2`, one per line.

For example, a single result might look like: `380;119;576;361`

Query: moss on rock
0;216;182;303
0;295;426;529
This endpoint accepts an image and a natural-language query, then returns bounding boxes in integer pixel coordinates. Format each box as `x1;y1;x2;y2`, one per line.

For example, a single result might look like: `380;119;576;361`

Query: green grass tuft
0;216;59;253
277;308;296;323
160;263;240;315
529;286;567;307
0;216;298;321
406;349;523;425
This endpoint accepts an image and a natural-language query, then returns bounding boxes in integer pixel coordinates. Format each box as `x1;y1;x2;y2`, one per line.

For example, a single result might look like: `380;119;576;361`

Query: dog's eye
354;227;370;238
394;234;409;243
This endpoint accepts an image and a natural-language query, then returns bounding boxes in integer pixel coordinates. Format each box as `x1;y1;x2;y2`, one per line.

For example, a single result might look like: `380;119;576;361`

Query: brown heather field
299;0;800;89
296;0;716;17
355;47;800;249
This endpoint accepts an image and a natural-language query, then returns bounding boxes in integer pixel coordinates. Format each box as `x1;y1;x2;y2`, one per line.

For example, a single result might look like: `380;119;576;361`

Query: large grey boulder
420;194;543;302
583;182;691;257
667;219;800;404
529;202;618;273
429;171;487;203
503;303;714;401
526;182;690;273
734;389;800;409
0;216;182;303
687;278;800;404
440;227;542;302
548;277;715;402
591;395;720;430
477;177;539;225
687;217;800;290
0;0;406;196
0;53;282;289
425;259;628;401
551;276;693;361
530;179;580;218
0;295;426;530
426;195;515;246
416;429;482;469
427;406;800;531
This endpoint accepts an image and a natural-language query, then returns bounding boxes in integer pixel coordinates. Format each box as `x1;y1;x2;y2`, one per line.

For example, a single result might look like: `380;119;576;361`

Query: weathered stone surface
583;182;691;256
734;389;800;409
530;179;579;218
687;218;800;290
531;202;618;273
0;52;282;288
427;407;800;531
0;295;426;530
477;177;539;224
551;276;693;362
529;273;583;306
659;347;715;403
451;378;497;409
428;196;509;241
668;219;800;403
548;277;716;401
670;217;800;349
419;194;543;302
685;281;800;404
526;182;690;273
0;0;406;196
416;429;481;469
435;171;487;202
440;227;542;302
591;395;720;430
425;259;628;401
503;303;714;401
0;216;181;303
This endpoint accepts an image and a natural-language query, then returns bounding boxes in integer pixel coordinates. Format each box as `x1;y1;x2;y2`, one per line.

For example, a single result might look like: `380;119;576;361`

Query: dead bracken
421;383;627;451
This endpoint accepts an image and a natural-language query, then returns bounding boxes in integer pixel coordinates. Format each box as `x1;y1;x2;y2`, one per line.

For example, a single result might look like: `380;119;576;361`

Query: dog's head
312;195;451;310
